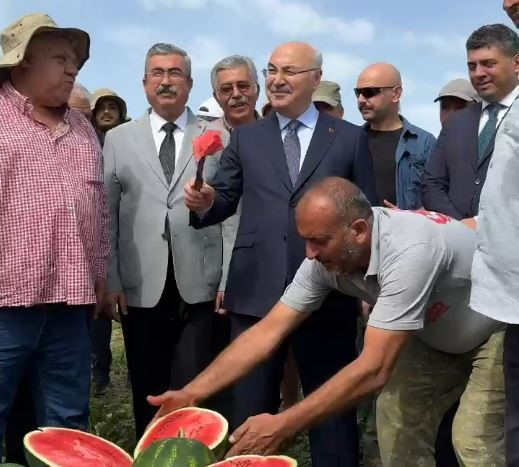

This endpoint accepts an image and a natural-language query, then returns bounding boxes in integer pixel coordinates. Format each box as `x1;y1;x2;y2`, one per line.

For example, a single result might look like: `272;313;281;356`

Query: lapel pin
328;127;335;134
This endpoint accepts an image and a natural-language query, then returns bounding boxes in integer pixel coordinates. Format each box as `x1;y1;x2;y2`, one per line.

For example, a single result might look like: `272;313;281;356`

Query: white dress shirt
149;107;188;163
478;84;519;134
277;103;319;169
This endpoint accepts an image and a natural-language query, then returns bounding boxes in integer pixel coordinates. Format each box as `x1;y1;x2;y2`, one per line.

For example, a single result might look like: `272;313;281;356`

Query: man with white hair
68;82;92;119
211;55;260;131
176;41;377;466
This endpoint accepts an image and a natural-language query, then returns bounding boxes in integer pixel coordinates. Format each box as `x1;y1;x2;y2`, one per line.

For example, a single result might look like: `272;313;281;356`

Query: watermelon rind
23;427;133;467
133;438;216;467
135;407;228;459
208;455;298;466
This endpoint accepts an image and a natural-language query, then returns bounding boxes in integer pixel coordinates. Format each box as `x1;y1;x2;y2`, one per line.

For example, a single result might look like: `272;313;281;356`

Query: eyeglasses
146;68;188;81
217;82;254;96
353;86;395;99
261;67;321;78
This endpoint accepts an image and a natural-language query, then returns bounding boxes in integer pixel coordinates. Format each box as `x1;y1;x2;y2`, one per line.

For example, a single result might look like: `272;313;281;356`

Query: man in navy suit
422;24;519;220
181;41;377;466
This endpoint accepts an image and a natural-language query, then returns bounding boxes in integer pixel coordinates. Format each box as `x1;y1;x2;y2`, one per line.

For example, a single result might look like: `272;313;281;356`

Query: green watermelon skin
135;407;228;460
23;427;133;467
133;438;216;466
208;455;298;466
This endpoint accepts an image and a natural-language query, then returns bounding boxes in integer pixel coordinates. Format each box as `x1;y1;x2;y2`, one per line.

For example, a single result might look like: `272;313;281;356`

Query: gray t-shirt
470;98;519;323
281;207;501;354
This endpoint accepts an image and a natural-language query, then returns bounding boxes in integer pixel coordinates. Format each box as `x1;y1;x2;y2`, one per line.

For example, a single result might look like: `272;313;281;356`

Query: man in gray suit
103;43;237;437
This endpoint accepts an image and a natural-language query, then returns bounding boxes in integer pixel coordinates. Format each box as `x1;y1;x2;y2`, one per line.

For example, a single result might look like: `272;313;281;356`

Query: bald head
356;63;403;128
266;41;322;119
358;63;402;87
298;177;373;226
68;82;92;119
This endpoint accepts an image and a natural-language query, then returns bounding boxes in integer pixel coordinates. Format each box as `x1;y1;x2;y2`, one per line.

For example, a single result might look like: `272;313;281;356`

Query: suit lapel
293;112;337;194
468;103;482;170
170;109;205;191
133;110;168;189
260;114;293;192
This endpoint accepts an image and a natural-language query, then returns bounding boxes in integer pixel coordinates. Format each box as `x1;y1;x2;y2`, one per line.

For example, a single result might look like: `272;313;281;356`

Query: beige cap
312;80;342;107
0;13;89;82
91;88;129;121
434;78;480;103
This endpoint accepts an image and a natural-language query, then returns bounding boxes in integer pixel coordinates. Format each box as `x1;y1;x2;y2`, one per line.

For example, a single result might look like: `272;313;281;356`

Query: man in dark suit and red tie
167;41;377;466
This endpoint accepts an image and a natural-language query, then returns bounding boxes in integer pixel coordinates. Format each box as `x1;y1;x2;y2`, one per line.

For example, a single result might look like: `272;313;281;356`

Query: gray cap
434;78;480;103
312;80;342;107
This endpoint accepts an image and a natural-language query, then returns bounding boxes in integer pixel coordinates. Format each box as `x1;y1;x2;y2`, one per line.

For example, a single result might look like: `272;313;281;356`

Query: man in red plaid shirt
0;13;110;457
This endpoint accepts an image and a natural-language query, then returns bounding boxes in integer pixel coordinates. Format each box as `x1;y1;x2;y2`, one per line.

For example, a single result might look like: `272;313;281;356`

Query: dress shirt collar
149;106;188;133
277;103;319;131
481;84;519;111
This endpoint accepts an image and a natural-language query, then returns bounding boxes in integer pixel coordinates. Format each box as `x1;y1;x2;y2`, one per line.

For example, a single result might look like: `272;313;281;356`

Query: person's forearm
282;356;390;434
183;317;284;403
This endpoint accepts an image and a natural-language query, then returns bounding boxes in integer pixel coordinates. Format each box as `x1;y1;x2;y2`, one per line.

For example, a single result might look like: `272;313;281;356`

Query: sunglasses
353;86;395;98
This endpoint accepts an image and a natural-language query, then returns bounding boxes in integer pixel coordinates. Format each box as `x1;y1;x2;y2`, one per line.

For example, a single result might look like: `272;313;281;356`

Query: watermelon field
89;324;382;466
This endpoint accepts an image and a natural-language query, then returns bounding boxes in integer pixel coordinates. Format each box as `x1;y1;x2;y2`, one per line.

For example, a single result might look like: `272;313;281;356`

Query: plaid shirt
0;81;110;307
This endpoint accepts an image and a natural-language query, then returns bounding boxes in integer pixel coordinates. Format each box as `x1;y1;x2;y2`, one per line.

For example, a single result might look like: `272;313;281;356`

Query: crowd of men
0;1;518;466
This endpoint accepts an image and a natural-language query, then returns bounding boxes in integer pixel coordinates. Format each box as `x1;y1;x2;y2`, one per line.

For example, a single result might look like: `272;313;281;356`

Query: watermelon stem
178;427;185;438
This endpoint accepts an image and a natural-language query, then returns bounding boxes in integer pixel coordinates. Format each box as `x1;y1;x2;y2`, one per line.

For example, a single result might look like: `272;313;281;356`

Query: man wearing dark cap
435;78;480;126
312;80;344;119
0;12;110;459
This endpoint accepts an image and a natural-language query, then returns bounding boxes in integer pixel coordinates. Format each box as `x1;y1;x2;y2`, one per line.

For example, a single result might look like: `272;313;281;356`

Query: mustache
229;96;250;107
269;85;291;93
156;84;178;96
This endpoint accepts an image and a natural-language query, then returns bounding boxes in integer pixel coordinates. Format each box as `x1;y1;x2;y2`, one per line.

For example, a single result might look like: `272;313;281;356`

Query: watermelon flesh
135;407;228;459
209;455;297;466
24;427;133;467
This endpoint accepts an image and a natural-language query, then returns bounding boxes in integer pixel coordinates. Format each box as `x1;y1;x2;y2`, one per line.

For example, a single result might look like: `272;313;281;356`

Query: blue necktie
283;120;302;186
478;104;502;164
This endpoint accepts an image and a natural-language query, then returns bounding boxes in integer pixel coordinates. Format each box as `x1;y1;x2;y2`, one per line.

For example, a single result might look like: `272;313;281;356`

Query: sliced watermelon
135;407;229;460
133;438;216;466
209;455;297;466
23;427;133;467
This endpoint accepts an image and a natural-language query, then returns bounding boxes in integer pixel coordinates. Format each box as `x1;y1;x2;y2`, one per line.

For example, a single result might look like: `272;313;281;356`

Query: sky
0;0;512;136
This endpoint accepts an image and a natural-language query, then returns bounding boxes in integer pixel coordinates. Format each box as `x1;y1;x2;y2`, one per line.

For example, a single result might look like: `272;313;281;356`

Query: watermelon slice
23;427;133;467
209;455;298;466
135;407;229;460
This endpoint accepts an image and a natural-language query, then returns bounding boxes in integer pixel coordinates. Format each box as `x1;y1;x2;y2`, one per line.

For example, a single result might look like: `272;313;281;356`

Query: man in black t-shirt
355;63;436;209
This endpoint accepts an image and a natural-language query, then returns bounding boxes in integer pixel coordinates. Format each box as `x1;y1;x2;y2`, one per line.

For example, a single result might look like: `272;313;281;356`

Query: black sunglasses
354;86;395;98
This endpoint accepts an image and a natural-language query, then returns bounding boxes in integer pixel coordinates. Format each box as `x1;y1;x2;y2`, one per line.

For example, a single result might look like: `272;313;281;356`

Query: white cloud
189;36;228;71
137;0;374;43
401;31;466;56
322;52;367;82
104;24;162;49
443;70;469;82
404;102;440;137
252;0;374;43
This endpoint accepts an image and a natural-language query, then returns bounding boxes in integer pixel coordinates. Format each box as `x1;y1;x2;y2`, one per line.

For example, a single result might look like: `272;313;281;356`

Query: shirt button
475;178;481;185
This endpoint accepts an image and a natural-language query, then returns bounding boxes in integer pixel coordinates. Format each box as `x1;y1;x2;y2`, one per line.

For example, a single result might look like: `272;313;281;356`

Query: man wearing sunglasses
355;63;436;210
180;41;377;466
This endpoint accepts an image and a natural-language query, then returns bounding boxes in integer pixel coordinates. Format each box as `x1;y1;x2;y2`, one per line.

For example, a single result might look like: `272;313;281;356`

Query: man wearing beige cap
312;80;344;119
435;78;480;126
90;88;129;396
0;12;110;458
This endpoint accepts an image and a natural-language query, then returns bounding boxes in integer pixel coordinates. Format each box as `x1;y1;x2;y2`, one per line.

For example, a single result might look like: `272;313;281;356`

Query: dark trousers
231;291;359;467
504;324;519;467
121;259;217;439
91;318;112;384
435;402;460;467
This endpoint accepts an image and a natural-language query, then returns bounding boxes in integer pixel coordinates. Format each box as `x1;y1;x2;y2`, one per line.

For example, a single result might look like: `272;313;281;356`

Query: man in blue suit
182;41;377;466
422;24;519;219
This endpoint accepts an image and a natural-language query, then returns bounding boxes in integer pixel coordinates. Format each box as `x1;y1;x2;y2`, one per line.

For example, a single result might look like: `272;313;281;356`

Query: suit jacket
104;108;238;307
191;111;378;317
421;104;495;219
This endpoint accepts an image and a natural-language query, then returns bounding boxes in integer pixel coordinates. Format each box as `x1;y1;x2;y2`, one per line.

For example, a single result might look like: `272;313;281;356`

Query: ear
393;86;403;103
512;53;519;74
350;218;370;244
256;83;261;98
187;76;194;91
